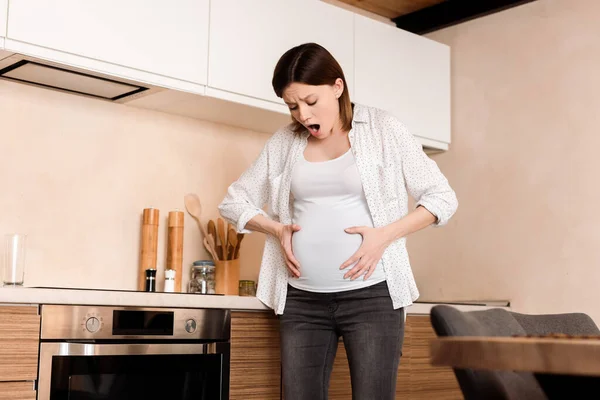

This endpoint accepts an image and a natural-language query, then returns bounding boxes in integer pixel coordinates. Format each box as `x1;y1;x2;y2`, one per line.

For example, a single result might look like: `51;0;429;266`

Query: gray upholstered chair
430;305;600;400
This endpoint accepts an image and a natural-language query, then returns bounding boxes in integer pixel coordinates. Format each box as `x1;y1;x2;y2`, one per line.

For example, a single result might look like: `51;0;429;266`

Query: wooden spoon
207;233;219;258
184;193;209;238
233;233;244;259
227;228;238;260
217;218;227;260
203;236;219;261
208;220;219;259
184;193;218;258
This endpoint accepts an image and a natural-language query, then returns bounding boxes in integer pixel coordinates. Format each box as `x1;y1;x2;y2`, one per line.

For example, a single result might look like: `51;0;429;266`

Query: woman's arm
218;132;285;233
341;114;458;280
245;214;302;277
381;205;437;242
218;130;302;276
244;213;281;236
393;117;458;227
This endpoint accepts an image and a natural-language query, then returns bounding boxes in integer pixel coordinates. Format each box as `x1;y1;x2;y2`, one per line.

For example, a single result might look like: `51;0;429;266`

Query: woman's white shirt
218;103;458;315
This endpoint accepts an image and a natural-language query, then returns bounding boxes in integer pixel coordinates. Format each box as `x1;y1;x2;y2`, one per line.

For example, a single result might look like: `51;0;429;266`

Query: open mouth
307;124;321;135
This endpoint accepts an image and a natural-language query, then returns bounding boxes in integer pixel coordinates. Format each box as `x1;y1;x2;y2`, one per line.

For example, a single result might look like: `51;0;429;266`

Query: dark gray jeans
280;281;405;400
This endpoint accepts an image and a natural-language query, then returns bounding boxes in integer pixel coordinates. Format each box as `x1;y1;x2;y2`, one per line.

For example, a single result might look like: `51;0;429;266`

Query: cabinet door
408;315;462;399
354;15;451;148
0;0;7;41
6;0;209;84
0;382;36;400
0;306;40;382
209;0;354;107
230;311;281;400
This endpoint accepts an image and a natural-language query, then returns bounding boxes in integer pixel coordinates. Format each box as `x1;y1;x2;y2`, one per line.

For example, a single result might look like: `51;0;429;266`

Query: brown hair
272;43;353;134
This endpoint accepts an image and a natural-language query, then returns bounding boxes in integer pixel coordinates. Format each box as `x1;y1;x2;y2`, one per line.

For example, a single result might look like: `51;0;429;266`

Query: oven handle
37;342;230;400
40;341;227;356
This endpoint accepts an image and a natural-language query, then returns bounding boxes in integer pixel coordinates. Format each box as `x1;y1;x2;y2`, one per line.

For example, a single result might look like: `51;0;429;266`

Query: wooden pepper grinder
167;210;184;292
139;208;159;291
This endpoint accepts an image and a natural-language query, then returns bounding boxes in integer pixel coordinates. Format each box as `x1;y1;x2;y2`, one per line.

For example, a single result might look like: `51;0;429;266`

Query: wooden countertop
0;287;509;313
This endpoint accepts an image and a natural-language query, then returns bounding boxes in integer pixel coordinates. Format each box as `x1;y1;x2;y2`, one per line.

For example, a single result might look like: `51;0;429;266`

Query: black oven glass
49;354;223;399
112;310;174;336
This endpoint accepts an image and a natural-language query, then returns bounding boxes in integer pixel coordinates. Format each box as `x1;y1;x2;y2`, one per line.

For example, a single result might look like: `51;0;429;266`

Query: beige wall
0;79;269;292
411;0;600;322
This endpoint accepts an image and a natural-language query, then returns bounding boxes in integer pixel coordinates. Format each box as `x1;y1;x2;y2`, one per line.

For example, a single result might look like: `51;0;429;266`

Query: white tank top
289;148;387;292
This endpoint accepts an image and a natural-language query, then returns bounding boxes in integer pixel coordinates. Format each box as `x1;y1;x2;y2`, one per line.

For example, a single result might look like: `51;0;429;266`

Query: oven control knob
185;319;197;333
85;317;101;333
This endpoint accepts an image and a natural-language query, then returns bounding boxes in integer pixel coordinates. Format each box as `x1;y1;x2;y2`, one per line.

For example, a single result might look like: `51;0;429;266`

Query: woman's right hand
275;223;302;277
242;215;302;277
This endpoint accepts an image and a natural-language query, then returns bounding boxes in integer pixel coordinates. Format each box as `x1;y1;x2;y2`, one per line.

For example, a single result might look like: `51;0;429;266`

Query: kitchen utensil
184;193;218;260
227;228;238;260
183;193;209;238
167;210;184;292
204;236;219;261
216;218;227;260
208;220;219;259
3;233;26;287
138;208;159;291
207;234;219;260
233;233;245;259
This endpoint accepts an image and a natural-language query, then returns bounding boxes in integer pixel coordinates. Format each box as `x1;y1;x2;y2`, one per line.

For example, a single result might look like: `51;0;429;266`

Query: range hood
0;50;292;135
0;52;161;103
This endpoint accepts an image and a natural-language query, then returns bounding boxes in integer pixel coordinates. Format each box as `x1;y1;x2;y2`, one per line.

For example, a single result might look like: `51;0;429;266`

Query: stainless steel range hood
0;52;161;103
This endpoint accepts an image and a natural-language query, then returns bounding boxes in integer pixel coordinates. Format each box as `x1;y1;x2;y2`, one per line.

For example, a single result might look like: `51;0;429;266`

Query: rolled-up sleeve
391;117;458;226
218;141;272;234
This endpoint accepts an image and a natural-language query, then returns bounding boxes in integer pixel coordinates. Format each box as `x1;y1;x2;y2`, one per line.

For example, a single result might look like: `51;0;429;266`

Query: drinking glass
3;234;27;287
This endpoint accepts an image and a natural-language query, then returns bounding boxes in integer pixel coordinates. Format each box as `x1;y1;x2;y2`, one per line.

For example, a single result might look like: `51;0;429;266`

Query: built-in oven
37;305;230;400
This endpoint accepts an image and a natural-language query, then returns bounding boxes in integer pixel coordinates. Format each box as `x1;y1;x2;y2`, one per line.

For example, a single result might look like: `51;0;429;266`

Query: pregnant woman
219;42;458;400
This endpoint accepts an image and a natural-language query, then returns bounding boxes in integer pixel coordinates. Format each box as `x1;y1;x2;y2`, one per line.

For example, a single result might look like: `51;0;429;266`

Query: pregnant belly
291;210;372;284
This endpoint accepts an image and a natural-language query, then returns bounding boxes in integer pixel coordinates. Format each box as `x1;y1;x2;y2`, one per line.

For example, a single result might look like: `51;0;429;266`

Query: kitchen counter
0;287;509;313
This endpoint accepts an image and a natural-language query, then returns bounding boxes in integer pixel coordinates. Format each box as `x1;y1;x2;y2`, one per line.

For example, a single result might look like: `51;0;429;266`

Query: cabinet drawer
0;381;36;400
0;306;40;382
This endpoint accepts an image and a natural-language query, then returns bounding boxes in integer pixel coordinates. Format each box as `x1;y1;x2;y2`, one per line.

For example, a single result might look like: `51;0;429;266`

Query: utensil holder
215;258;240;295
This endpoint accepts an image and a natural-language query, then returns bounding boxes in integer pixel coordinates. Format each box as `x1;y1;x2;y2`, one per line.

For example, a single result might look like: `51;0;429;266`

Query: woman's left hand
340;226;393;280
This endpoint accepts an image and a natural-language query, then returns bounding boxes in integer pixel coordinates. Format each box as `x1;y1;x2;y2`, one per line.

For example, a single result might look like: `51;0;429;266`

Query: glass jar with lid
238;280;256;297
189;260;216;294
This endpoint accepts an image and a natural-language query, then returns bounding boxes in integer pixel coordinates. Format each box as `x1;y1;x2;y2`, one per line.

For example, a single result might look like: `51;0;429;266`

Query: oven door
38;342;230;400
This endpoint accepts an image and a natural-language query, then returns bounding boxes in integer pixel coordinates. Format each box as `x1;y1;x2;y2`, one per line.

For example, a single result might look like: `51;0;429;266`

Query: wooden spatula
227;228;238;260
208;220;220;259
233;233;244;259
217;218;227;260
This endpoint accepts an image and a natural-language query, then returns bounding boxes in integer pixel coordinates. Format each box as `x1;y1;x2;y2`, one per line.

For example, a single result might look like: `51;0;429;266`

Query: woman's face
282;78;344;139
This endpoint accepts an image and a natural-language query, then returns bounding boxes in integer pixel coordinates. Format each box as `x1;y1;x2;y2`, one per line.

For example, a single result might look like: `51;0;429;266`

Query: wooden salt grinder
167;210;184;292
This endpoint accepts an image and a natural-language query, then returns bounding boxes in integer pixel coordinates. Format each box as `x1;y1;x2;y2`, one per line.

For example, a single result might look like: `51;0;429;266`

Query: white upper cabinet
0;0;7;40
354;15;451;148
6;0;209;85
208;0;354;108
